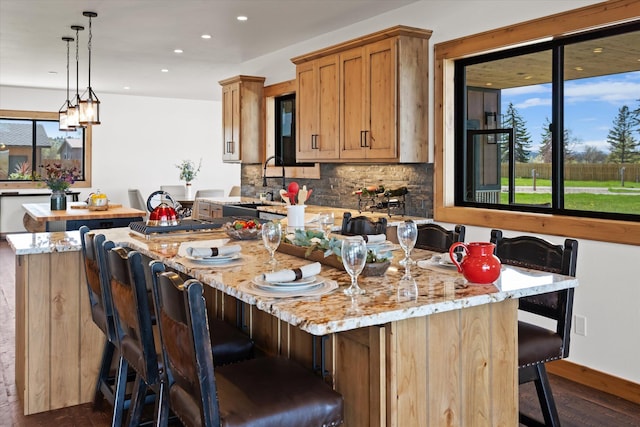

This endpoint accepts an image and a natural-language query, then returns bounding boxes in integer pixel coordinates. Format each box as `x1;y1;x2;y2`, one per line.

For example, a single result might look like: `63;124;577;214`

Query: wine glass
319;212;335;238
261;221;282;269
342;236;368;296
397;276;418;302
397;220;418;267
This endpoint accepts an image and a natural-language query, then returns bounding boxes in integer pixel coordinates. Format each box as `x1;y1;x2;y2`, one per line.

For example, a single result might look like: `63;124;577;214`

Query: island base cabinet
15;252;104;415
387;299;518;427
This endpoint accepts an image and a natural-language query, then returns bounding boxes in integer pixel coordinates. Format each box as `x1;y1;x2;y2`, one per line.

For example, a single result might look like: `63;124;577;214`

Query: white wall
0;86;238;206
3;0;639;384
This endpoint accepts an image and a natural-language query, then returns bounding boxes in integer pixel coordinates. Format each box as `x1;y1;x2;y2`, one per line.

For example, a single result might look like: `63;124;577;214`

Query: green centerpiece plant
284;229;392;264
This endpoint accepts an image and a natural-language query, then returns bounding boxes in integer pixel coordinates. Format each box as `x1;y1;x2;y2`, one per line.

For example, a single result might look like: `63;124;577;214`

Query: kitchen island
8;227;578;425
22;202;145;232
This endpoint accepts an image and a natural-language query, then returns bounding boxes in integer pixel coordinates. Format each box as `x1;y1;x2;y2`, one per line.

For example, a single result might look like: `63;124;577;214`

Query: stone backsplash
241;163;433;218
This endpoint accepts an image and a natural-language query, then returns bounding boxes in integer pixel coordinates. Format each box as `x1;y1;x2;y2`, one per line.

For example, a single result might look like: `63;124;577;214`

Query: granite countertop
9;227;577;336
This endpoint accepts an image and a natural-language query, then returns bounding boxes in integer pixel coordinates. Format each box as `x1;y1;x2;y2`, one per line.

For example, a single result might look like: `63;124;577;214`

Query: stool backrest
415;223;466;252
79;226;115;342
340;212;387;236
151;262;221;426
105;245;159;384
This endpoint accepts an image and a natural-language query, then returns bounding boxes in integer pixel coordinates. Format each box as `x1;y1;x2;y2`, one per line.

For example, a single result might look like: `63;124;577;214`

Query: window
274;93;312;167
0;110;91;189
455;24;639;221
434;2;640;245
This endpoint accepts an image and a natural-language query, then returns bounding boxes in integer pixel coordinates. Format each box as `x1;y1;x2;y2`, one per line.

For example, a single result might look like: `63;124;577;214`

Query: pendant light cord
87;16;92;88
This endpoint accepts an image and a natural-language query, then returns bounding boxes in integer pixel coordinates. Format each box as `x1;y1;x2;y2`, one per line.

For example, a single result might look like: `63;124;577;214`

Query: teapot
147;202;179;227
86;190;109;209
449;242;501;284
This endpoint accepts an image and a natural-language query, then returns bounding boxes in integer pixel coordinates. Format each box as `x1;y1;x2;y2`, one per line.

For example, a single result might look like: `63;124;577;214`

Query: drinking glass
397;276;418;302
397;220;418;267
261;221;282;269
319;212;335;238
342;236;368;296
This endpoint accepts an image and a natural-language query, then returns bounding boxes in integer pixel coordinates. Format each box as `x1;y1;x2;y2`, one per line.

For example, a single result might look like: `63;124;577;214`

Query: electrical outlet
574;314;587;336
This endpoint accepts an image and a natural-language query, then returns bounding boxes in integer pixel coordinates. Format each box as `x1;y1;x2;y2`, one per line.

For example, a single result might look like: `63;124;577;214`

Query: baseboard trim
547;360;640;405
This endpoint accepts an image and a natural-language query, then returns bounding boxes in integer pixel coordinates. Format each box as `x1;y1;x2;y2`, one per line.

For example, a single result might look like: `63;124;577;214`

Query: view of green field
498;178;640;214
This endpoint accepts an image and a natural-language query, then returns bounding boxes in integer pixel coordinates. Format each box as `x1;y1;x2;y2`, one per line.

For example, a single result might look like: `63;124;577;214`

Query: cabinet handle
312;134;319;150
361;130;370;148
226;140;235;154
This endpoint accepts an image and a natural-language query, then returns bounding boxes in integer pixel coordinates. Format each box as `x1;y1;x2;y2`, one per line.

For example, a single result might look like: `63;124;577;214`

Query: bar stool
79;226;118;409
151;268;344;427
415;223;466;252
491;229;578;427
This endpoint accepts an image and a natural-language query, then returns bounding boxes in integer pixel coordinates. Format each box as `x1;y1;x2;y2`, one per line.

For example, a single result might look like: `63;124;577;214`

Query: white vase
185;182;193;199
287;205;306;232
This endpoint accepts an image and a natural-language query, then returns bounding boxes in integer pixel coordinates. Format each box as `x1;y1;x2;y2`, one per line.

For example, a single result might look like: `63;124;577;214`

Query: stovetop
129;218;227;236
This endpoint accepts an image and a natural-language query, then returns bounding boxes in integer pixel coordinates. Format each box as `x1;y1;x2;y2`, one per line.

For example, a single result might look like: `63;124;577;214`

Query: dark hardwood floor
1;240;639;426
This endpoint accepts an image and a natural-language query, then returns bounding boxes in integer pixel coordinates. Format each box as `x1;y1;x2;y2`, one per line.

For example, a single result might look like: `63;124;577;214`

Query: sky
502;70;640;154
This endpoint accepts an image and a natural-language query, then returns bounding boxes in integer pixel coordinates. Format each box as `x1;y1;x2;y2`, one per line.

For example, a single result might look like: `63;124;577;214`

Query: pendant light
78;11;100;125
67;24;84;128
58;36;75;131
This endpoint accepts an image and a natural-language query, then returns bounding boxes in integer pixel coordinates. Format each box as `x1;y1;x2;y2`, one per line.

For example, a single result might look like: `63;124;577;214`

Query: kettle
147;201;179;227
86;190;109;210
449;242;501;284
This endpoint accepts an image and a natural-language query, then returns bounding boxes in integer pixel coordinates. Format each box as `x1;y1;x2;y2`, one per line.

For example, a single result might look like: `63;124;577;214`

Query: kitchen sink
223;202;271;218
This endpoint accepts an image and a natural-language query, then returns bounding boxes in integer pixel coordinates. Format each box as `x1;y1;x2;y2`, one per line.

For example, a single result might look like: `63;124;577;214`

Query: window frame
434;0;640;246
0;109;92;190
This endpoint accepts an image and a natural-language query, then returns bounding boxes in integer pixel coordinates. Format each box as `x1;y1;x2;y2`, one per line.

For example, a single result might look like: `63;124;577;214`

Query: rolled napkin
186;245;241;258
364;234;386;244
263;262;322;283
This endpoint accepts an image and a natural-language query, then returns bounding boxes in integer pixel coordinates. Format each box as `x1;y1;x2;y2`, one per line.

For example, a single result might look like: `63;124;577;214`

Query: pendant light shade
79;11;100;125
67;25;84;128
58;36;75;131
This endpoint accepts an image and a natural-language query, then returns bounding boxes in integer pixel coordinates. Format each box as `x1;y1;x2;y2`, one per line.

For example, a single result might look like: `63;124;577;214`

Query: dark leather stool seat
518;321;563;367
209;318;254;366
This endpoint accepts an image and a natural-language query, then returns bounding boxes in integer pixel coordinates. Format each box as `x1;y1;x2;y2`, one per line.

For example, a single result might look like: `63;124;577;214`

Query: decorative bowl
362;260;391;277
223;223;261;240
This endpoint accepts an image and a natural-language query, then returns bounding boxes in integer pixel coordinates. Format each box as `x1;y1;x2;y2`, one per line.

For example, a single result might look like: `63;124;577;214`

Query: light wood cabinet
292;26;431;163
219;75;265;163
194;200;222;220
296;56;340;161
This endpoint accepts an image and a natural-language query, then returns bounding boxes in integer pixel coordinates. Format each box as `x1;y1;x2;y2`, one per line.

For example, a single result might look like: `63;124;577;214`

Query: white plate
253;275;325;292
265;275;317;286
186;253;241;264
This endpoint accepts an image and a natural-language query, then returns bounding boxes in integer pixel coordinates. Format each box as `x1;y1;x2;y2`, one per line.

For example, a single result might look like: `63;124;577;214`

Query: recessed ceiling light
575;66;583;71
123;86;130;90
161;69;169;73
524;75;532;80
485;82;493;86
48;71;57;75
237;15;248;21
174;49;183;54
593;47;603;53
201;34;211;39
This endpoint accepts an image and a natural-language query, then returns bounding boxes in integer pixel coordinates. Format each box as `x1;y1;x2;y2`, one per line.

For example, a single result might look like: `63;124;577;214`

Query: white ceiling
0;0;419;101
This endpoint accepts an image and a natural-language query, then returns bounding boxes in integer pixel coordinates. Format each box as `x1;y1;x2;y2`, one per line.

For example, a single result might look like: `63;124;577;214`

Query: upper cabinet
296;56;340;161
292;26;432;163
219;75;265;164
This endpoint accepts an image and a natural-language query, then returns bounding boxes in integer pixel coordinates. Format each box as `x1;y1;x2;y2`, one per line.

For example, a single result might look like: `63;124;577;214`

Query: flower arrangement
284;229;391;263
176;159;202;183
40;162;81;192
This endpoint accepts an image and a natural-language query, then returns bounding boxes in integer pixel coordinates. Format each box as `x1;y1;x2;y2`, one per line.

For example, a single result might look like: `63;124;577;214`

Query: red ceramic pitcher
449;242;501;284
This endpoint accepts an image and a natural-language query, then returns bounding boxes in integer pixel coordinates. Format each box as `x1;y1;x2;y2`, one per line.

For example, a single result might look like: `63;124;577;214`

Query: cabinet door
222;82;240;162
296;61;317;160
365;38;396;159
339;47;366;160
316;55;340;160
296;56;339;161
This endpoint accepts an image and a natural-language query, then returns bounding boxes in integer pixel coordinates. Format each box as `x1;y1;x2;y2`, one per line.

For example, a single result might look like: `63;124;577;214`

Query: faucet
262;155;286;190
